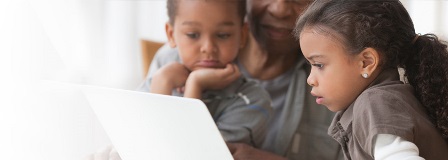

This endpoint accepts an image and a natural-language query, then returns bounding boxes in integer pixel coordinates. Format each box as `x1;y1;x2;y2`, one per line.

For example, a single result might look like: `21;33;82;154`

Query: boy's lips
196;60;220;68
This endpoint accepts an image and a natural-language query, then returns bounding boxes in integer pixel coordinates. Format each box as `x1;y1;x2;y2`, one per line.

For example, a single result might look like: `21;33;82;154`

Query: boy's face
247;0;312;54
166;0;247;71
300;28;367;112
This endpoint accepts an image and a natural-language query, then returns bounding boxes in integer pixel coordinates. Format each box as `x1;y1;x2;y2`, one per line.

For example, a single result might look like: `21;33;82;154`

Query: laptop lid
81;85;233;160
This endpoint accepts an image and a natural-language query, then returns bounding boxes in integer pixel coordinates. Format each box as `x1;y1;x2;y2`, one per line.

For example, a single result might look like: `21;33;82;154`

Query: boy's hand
150;62;190;95
184;63;240;98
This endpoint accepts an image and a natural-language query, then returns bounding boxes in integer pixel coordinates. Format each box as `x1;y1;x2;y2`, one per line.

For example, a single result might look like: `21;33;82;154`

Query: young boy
149;0;272;147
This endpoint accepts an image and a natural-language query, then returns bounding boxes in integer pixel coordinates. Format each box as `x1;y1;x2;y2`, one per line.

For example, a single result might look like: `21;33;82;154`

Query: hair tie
412;34;421;45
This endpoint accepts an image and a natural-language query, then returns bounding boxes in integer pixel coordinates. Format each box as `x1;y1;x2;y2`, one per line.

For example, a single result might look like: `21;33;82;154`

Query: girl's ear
357;47;380;78
239;22;249;49
165;22;177;48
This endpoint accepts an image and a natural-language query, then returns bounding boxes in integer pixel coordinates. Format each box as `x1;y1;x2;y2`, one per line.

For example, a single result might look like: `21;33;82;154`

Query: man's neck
238;36;299;80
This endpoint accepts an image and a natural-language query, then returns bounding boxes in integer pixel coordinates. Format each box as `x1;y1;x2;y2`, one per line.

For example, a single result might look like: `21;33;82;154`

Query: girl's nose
307;73;317;87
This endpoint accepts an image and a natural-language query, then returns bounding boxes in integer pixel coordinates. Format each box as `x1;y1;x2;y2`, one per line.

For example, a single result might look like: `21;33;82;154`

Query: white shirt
374;134;425;160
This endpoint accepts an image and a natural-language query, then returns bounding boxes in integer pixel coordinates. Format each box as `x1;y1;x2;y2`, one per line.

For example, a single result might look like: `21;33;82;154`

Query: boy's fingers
232;64;241;76
223;63;233;73
223;63;240;76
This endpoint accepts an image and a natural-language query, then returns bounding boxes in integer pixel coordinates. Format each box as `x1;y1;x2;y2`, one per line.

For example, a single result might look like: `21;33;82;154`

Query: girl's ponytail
403;34;448;141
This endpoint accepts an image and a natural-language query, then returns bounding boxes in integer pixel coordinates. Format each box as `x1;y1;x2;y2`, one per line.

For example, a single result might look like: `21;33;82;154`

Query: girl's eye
217;33;231;39
186;33;199;39
311;63;324;69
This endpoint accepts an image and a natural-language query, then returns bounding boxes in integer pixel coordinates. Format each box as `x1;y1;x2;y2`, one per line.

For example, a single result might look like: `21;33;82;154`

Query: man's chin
266;42;299;53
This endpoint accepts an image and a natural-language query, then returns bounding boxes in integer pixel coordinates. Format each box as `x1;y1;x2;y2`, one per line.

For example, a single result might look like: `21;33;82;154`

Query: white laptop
81;85;233;160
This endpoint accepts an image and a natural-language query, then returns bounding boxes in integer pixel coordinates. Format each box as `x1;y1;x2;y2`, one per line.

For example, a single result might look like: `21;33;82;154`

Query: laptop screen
82;85;233;160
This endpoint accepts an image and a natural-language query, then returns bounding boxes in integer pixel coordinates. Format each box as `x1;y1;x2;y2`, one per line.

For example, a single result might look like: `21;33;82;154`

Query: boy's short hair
167;0;246;25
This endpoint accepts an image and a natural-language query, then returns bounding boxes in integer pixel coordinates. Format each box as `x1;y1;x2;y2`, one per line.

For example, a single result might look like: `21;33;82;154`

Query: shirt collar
335;68;402;129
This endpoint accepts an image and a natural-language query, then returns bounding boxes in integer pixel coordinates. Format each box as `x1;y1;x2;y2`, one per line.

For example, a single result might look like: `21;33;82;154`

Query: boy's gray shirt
138;44;341;160
138;44;272;147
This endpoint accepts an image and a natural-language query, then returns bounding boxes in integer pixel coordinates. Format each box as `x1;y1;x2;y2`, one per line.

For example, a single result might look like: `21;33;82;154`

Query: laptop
81;85;233;160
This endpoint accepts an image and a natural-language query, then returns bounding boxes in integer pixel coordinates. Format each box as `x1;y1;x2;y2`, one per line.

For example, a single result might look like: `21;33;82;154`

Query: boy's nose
267;0;293;19
200;38;217;54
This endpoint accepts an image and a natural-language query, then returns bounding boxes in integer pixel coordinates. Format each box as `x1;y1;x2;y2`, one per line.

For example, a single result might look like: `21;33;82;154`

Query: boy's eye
217;33;231;39
311;63;324;68
186;33;199;39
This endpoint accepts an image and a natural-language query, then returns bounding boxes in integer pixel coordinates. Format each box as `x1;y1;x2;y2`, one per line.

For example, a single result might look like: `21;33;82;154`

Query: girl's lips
316;97;323;104
311;92;323;104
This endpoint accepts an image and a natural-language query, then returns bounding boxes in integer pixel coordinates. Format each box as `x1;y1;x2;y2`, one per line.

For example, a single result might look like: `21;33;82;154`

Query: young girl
149;0;272;147
294;0;448;159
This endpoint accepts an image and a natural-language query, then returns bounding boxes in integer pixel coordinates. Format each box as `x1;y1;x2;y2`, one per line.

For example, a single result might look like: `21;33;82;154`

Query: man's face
247;0;312;54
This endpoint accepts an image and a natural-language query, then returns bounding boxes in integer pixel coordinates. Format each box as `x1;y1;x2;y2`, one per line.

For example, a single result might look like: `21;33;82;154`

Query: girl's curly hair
295;0;448;142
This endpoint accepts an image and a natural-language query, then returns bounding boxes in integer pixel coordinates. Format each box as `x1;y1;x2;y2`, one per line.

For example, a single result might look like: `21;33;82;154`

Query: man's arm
227;143;287;160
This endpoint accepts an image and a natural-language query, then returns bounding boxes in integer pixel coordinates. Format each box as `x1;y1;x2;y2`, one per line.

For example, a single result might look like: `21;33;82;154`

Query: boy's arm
183;77;203;99
137;43;181;92
183;64;241;99
150;62;189;95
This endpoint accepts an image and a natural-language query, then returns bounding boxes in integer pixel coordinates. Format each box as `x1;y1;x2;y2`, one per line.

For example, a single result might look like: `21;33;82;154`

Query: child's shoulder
154;44;181;64
358;83;415;100
355;83;421;113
